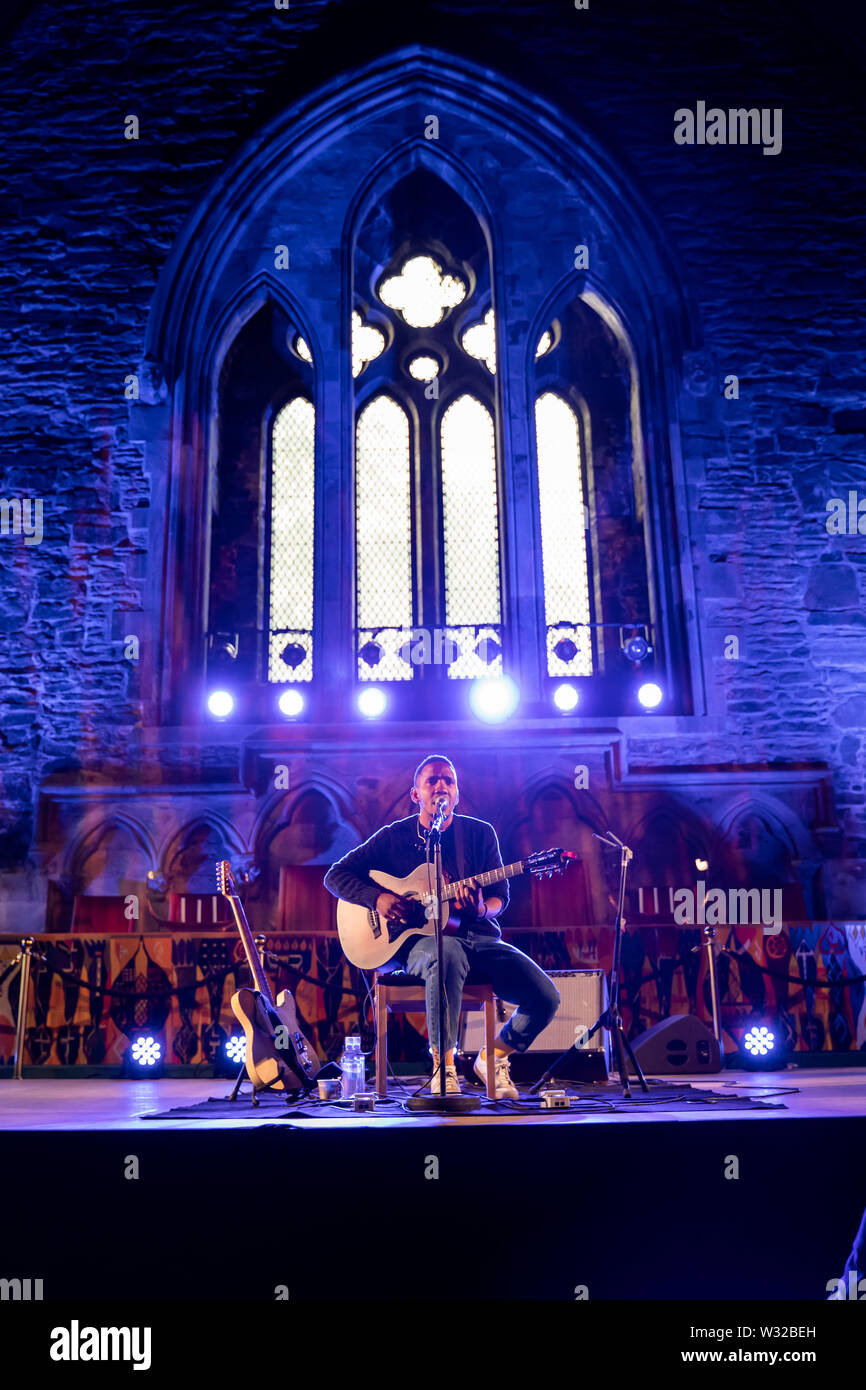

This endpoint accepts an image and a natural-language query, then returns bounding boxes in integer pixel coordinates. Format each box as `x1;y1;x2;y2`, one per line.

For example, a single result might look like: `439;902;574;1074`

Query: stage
2;1068;864;1303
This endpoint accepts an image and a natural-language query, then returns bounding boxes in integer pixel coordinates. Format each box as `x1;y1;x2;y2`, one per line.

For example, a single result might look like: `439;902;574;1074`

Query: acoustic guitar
216;860;319;1094
336;847;576;969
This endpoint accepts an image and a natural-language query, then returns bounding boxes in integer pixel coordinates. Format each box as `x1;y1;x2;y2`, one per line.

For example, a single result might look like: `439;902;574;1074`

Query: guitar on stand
216;860;319;1102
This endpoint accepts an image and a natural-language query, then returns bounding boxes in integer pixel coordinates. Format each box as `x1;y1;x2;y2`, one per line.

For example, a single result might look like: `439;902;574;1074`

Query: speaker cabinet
458;969;610;1084
630;1014;722;1074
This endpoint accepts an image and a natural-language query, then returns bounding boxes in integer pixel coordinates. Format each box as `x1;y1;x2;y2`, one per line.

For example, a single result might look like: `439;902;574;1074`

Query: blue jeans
403;931;560;1054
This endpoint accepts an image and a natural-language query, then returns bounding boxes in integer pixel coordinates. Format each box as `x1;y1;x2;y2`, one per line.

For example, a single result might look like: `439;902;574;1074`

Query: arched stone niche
67;815;155;899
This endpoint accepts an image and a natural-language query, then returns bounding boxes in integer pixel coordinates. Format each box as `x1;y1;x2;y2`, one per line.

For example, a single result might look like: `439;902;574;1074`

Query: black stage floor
1;1069;864;1301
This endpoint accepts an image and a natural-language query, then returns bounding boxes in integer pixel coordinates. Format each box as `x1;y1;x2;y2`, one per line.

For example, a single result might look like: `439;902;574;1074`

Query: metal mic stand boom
407;808;479;1114
530;829;648;1098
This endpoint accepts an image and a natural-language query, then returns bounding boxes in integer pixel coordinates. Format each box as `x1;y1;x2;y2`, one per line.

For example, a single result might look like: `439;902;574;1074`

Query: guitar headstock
216;860;238;897
527;848;578;880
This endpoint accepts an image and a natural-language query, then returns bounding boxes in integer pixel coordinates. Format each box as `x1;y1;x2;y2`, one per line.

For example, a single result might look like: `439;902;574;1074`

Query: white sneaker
474;1050;518;1099
427;1062;461;1094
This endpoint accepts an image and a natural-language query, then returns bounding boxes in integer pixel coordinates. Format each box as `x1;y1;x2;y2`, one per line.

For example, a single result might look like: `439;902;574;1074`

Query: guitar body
337;867;437;970
230;987;314;1092
336;851;574;970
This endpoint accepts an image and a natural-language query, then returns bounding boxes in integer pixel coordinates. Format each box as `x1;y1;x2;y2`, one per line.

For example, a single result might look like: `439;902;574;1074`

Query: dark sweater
323;813;509;938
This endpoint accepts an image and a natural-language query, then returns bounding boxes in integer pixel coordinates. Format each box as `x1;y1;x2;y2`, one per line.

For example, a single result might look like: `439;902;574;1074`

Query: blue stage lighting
744;1025;775;1058
553;682;579;713
637;682;663;709
469;675;519;723
225;1035;246;1065
128;1039;162;1067
207;690;234;718
278;689;304;717
358;687;387;718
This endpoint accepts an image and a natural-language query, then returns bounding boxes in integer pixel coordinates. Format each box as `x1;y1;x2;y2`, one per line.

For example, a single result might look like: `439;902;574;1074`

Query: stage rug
141;1081;788;1120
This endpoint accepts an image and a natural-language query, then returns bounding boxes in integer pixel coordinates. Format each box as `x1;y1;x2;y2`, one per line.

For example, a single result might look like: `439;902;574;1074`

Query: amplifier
459;969;610;1083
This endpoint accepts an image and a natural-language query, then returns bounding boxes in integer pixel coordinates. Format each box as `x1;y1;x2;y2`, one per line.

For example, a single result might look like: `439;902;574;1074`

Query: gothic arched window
352;170;505;697
268;395;316;684
534;390;592;678
159;51;695;727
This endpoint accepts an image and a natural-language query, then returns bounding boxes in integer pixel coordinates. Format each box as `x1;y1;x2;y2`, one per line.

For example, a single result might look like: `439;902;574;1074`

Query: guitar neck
441;860;526;902
225;894;274;1005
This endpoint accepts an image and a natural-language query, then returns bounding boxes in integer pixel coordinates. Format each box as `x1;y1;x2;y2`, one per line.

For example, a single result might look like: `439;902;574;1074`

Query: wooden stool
373;972;497;1099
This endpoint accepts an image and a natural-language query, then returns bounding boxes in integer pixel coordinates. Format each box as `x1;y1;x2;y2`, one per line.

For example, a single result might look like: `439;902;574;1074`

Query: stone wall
0;1;863;930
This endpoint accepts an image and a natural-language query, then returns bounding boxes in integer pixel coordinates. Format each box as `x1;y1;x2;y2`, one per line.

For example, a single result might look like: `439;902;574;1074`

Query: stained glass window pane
441;395;502;677
268;397;315;683
352;311;385;378
378;255;466;328
535;392;592;676
407;355;439;381
355;395;414;680
461;308;496;374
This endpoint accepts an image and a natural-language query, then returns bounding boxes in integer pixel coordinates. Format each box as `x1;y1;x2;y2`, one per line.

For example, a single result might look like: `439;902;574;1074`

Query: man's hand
451;878;486;921
376;891;411;924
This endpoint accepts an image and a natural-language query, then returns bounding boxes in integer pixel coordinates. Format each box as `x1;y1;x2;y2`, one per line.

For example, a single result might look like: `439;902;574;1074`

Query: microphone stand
407;806;479;1114
530;829;648;1099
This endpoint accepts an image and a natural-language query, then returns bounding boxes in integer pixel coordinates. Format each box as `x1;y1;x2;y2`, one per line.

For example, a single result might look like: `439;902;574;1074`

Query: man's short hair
413;753;456;785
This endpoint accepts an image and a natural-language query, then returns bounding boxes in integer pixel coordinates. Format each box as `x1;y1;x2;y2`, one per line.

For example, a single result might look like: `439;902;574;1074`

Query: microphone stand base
406;1094;481;1114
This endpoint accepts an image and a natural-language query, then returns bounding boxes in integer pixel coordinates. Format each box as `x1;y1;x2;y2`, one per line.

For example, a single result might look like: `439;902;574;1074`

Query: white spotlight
278;689;304;717
469;676;519;723
207;690;234;718
637;682;663;710
358;687;387;718
553;683;579;713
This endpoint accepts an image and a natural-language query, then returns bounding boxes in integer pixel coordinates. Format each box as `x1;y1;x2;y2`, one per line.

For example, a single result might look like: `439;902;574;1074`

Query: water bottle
339;1035;366;1099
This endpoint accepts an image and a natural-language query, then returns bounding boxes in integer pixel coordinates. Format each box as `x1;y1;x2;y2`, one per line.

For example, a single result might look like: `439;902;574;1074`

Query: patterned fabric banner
0;923;864;1069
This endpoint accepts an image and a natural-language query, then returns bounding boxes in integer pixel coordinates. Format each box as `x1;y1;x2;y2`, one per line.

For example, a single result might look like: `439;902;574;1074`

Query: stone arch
625;801;714;889
250;779;359;935
136;44;699;717
255;782;358;869
509;779;609;928
66;813;156;897
162;814;246;894
713;796;811;888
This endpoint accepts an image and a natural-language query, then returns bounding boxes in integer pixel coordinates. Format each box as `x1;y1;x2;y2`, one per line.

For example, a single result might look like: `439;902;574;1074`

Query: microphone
429;796;449;834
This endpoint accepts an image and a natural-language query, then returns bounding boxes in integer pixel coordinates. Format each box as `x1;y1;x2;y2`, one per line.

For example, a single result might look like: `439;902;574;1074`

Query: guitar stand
227;1063;310;1106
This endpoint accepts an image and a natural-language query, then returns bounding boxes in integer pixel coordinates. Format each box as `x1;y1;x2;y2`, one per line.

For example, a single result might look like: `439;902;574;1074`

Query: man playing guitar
324;754;560;1097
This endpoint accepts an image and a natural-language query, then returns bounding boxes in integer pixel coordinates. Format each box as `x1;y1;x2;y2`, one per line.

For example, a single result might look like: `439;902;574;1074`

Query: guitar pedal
353;1093;376;1112
540;1090;570;1110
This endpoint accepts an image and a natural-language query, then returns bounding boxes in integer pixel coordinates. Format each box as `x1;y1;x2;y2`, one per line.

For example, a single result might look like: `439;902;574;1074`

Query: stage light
358;687;387;718
622;633;652;664
637;682;663;709
695;858;709;872
278;689;304;718
744;1025;775;1058
469;675;519;723
124;1032;165;1077
207;690;234;718
553;683;579;713
225;1035;246;1065
131;1035;161;1066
